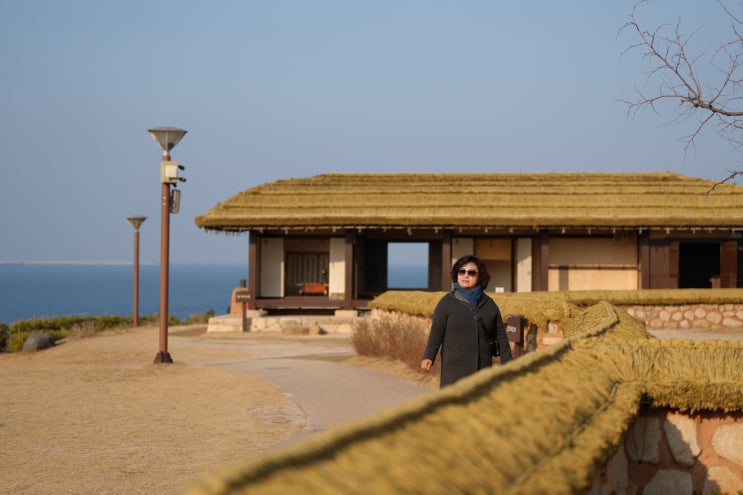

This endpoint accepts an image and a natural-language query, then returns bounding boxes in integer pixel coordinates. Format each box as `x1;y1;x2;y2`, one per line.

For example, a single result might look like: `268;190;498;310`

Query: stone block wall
591;408;743;495
207;311;361;334
531;303;743;353
624;304;743;330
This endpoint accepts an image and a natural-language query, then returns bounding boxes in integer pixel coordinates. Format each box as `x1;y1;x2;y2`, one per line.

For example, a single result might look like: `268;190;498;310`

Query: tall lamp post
126;216;147;327
148;126;187;364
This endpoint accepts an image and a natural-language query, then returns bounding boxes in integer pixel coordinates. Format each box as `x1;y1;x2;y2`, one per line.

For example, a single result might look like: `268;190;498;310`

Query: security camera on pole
147;126;187;364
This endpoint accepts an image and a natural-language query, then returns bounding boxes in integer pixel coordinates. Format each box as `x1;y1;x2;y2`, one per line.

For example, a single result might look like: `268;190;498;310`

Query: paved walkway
186;334;433;444
180;327;742;447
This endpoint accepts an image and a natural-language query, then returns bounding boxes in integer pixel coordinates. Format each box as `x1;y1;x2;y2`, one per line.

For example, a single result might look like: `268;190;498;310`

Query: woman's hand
420;359;433;371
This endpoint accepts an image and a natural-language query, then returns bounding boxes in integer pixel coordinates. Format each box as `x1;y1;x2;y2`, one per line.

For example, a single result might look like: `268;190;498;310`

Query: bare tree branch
620;1;743;181
710;169;740;192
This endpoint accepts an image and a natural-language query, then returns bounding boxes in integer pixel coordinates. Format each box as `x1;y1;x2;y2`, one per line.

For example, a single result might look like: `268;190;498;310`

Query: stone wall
528;303;743;352
624;304;743;330
207;310;362;334
591;408;743;495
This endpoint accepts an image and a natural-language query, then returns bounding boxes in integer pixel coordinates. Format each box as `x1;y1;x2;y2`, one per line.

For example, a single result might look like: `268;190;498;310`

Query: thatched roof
194;172;743;232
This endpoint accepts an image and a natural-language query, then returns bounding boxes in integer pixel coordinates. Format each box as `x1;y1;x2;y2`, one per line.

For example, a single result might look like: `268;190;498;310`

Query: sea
0;263;427;324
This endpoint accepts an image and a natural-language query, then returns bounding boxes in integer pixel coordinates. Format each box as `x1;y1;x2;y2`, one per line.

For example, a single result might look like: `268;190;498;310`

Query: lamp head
127;216;147;230
147;127;187;158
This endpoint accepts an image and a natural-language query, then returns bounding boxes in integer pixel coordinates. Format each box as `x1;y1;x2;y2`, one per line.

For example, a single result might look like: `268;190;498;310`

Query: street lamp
126;216;146;327
148;126;187;364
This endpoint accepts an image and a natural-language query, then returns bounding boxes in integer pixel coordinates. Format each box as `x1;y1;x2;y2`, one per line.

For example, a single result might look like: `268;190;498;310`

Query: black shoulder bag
473;309;500;357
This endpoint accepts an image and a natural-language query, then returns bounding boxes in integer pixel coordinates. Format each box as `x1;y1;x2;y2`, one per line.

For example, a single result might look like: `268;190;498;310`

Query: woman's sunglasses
458;269;478;276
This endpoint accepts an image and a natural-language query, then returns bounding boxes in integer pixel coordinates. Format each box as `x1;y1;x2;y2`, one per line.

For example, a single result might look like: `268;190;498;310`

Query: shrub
5;313;189;353
185;310;215;324
140;314;159;326
94;315;132;332
8;332;26;352
352;311;438;376
0;322;9;352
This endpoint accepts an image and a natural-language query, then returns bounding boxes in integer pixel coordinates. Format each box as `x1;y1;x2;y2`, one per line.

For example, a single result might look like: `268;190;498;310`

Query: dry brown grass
0;324;437;495
0;326;305;495
351;311;440;380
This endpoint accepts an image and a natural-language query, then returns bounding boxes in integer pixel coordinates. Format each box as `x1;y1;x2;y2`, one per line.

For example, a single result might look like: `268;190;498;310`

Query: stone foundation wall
207;311;362;334
531;303;743;352
591;408;743;495
624;304;743;330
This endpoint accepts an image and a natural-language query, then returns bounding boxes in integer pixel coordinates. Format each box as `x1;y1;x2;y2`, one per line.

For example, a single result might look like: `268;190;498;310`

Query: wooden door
721;240;738;288
648;240;679;289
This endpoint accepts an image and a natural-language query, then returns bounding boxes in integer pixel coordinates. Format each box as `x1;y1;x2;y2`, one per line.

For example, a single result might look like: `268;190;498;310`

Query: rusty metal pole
127;216;146;328
148;126;186;364
155;151;173;364
133;227;140;326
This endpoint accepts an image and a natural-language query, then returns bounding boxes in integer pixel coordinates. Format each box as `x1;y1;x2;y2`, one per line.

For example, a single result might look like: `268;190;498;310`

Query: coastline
0;260;153;265
0;264;247;323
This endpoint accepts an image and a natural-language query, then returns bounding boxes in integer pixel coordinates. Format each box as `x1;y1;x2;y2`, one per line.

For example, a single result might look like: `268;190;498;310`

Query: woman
421;255;513;387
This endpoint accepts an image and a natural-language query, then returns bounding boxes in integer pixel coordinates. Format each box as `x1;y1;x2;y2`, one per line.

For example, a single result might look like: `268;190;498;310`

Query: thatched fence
188;300;743;494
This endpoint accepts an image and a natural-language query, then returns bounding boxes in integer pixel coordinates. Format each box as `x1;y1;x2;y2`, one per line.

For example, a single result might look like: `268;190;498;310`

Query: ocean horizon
0;263;427;324
0;263;248;324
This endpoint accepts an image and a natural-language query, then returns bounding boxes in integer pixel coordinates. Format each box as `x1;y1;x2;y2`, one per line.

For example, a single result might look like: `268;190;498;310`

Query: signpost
235;290;252;332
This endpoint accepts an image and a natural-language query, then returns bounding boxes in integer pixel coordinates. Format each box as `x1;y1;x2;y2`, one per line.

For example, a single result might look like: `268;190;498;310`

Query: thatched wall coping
368;288;743;329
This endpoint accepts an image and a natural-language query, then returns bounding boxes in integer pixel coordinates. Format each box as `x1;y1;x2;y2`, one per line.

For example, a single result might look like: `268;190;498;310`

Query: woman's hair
450;255;491;289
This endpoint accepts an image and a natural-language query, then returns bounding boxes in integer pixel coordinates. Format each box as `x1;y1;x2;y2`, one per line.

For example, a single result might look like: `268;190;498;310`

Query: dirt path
0;326;433;495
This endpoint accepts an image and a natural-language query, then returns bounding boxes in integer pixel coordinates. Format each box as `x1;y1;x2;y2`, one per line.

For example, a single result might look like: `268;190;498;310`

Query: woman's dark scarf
453;282;483;308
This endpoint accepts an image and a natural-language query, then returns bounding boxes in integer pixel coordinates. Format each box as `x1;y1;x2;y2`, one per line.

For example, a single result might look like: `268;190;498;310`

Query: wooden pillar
428;242;442;291
721;239;738;288
441;229;452;290
344;230;355;308
248;232;259;305
639;230;650;289
540;231;549;291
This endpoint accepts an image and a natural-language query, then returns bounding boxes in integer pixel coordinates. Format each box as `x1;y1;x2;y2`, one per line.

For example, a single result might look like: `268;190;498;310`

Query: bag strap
472;308;495;343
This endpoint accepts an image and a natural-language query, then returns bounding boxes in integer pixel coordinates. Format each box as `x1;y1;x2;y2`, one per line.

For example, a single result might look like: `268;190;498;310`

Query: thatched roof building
196;172;743;230
196;172;743;311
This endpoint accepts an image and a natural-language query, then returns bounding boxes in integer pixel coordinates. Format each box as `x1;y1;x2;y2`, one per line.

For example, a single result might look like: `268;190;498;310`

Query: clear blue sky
0;1;738;265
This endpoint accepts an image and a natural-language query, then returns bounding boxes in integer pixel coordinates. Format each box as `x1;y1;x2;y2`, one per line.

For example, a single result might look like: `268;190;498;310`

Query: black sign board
235;291;251;302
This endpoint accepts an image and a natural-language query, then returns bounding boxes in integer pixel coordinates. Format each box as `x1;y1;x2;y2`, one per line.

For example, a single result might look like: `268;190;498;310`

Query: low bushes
2;311;215;353
0;322;9;352
351;310;439;377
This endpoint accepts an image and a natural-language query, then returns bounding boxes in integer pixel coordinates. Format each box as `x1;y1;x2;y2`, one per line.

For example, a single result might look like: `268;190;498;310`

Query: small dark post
235;279;251;332
506;315;526;358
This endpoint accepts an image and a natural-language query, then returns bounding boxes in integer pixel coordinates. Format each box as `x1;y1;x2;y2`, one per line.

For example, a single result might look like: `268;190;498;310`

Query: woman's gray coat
422;291;513;387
